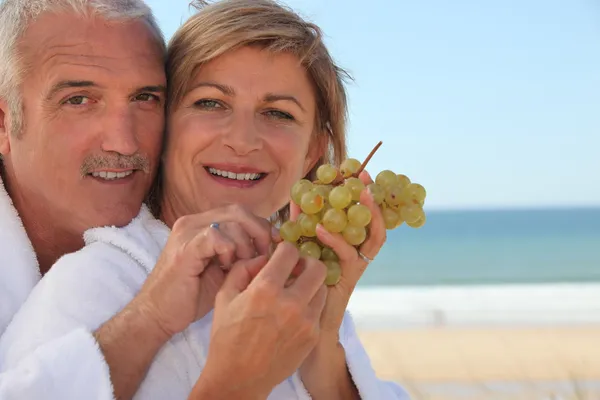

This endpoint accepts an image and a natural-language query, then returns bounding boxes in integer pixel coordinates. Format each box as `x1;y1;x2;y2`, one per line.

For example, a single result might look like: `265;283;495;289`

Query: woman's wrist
299;335;360;400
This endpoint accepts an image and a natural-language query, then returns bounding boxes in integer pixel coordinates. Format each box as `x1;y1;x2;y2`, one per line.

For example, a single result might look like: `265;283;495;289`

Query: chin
90;201;143;228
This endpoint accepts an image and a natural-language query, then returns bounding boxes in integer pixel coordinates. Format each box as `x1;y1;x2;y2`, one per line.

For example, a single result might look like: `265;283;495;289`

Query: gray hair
0;0;166;138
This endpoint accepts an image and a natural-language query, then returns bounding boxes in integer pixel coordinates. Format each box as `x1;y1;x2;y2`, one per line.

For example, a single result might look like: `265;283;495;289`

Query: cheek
165;114;216;175
136;111;164;158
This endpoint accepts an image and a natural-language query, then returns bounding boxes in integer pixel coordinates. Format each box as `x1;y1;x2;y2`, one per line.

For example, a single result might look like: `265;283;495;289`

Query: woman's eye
265;110;294;120
194;99;222;109
65;96;89;106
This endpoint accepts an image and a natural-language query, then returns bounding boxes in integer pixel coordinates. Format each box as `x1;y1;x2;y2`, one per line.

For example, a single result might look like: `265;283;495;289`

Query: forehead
193;47;314;97
19;11;165;88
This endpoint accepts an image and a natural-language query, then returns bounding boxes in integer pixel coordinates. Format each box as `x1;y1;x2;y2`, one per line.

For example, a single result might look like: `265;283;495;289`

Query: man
0;1;359;399
0;1;169;398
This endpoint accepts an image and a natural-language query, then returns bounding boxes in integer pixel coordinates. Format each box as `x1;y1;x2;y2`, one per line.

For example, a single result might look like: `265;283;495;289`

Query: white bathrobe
0;176;114;399
0;204;410;399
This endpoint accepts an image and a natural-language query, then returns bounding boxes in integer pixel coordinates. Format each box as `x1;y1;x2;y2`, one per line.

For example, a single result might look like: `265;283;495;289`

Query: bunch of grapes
279;142;427;286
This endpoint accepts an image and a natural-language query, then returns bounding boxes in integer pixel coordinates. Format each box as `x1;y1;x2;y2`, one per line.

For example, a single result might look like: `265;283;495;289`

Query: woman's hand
189;242;328;400
291;171;387;399
134;204;277;339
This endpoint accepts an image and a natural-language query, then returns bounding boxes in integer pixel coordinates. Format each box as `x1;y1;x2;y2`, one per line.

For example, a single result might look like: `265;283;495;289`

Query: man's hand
189;242;328;400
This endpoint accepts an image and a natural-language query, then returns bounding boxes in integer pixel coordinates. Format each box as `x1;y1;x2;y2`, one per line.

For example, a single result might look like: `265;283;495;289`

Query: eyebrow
133;85;167;95
189;82;305;111
45;80;98;101
188;82;235;96
45;81;167;101
263;93;305;112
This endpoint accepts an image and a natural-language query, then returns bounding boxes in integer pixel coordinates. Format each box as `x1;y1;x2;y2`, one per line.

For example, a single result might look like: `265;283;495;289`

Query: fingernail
367;187;375;200
316;224;329;236
271;226;282;242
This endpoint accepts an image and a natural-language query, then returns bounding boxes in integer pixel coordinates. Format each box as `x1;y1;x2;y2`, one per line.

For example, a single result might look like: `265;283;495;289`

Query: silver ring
357;250;373;264
209;222;220;229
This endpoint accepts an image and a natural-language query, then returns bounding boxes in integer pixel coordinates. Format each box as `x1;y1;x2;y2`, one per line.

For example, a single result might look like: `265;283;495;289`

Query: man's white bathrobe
0;204;410;399
0;176;114;399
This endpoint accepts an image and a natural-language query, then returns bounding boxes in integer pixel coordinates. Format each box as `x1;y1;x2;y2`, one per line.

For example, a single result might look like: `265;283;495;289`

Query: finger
315;224;357;263
225;205;273;256
252;241;300;287
187;227;237;272
179;206;274;257
289;201;301;222
220;222;256;260
218;255;269;303
358;170;374;185
358;187;386;257
287;257;327;304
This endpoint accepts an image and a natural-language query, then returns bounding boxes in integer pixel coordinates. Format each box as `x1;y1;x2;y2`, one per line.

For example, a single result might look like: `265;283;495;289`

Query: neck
2;168;83;275
159;192;177;229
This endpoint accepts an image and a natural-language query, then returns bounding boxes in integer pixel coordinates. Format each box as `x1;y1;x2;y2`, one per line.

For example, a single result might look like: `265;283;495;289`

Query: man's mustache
80;153;150;176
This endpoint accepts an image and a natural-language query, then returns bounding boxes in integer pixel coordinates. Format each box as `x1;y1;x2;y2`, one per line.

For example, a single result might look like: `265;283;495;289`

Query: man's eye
65;96;89;105
135;93;160;102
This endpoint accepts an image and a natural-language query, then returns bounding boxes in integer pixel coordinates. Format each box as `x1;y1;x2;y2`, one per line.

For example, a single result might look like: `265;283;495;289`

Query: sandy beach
358;325;600;399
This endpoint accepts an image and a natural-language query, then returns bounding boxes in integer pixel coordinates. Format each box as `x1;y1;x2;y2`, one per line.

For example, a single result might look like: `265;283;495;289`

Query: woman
0;1;409;399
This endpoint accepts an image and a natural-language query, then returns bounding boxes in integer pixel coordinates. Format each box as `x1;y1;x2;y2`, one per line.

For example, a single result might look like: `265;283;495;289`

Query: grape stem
329;141;383;185
356;141;383;177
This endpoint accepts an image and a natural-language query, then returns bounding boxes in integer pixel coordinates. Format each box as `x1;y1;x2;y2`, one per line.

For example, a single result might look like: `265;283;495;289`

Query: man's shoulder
82;204;169;273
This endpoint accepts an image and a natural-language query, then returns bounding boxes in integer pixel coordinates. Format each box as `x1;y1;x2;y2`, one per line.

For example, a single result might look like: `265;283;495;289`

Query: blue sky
146;0;600;210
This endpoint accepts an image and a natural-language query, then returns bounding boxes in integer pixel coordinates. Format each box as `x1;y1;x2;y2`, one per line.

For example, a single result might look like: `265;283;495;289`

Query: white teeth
208;168;262;181
91;170;134;180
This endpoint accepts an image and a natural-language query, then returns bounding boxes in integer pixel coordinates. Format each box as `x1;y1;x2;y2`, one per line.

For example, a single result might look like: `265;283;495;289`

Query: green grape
314;184;333;200
385;185;405;206
400;204;424;224
280;221;301;242
340;158;362;178
407;214;426;228
406;183;426;204
322;208;347;233
342;224;367;246
316;164;338;184
321;247;339;261
291;179;313;205
297;213;319;237
300;190;324;215
329;186;352;209
345;177;365;202
324;260;342;285
382;207;401;230
396;174;411;188
375;170;399;189
299;241;322;259
367;183;385;205
347;204;372;227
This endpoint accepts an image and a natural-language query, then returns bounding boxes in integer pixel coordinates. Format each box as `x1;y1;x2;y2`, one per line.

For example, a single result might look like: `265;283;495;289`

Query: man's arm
0;329;114;400
94;299;172;400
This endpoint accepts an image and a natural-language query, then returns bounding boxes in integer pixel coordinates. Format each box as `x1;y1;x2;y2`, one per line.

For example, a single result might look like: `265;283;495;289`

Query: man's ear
0;99;11;156
302;132;328;177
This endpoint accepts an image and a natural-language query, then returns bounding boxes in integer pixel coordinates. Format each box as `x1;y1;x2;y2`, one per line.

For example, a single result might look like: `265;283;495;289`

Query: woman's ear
302;133;328;176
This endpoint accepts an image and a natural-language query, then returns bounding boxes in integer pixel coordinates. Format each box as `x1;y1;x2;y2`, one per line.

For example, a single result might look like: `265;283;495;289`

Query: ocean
348;207;600;328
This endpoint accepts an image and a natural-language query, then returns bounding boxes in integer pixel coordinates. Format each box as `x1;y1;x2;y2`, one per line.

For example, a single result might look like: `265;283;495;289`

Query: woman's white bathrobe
0;204;410;399
0;176;114;399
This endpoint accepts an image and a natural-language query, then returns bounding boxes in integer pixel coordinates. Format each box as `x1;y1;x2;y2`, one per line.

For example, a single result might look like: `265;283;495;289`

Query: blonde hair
156;0;352;221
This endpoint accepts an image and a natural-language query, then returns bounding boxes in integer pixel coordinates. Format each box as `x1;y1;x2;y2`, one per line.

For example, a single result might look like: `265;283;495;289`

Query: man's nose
100;106;139;156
